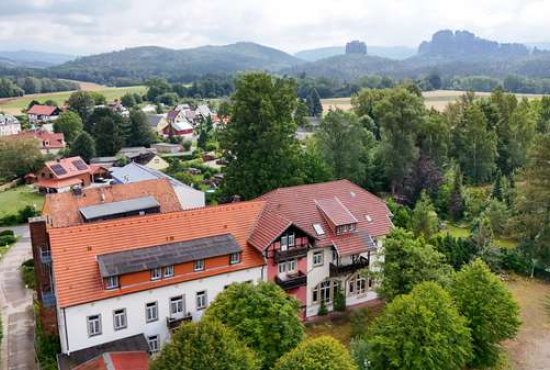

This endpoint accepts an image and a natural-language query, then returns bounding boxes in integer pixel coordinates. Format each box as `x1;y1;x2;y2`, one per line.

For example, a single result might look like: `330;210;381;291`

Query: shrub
333;283;346;312
350;308;371;338
205;143;217;152
0;230;14;236
21;259;35;290
0;235;16;246
318;299;328;316
182;140;192;151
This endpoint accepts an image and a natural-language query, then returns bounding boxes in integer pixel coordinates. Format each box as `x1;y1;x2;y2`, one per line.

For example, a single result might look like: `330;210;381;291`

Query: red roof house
8;130;65;155
34;156;92;193
27;105;61;123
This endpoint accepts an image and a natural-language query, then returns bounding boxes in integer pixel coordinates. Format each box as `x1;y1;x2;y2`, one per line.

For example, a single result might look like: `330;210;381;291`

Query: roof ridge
258;179;350;199
334;196;359;223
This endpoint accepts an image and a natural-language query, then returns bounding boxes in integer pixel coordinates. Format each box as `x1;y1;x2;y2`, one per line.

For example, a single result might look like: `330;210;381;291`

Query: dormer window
336;223;357;235
105;276;119;290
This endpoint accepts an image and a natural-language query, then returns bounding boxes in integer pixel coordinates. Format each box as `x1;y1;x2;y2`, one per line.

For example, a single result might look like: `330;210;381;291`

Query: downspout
63;308;69;355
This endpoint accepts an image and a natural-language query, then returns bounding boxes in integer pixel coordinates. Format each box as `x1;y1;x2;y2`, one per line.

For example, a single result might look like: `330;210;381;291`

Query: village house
29;179;391;368
8;130;66;155
163;109;194;138
147;114;168;135
33;156;92;193
27;104;61;124
117;147;169;171
0;113;21;136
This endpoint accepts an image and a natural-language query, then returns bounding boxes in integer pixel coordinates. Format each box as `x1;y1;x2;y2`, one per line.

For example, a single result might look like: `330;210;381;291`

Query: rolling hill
0;50;76;68
49;42;304;84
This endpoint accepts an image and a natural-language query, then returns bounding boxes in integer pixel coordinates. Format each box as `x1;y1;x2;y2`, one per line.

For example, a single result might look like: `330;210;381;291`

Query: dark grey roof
57;334;149;370
79;196;159;221
97;233;241;277
147;114;164;126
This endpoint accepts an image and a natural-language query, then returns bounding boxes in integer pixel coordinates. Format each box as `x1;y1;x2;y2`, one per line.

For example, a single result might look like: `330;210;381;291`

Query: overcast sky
1;0;549;55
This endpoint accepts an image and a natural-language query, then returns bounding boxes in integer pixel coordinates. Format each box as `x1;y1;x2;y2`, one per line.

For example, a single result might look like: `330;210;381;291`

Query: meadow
322;90;547;113
0;83;146;115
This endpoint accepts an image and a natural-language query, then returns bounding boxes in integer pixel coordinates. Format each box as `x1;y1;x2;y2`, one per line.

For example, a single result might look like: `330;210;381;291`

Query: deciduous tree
150;319;260;370
410;191;439;240
68;91;96;123
365;282;472;370
274;336;357;370
450;260;520;368
205;282;303;369
69;132;96;163
53;111;83;143
127;109;156;147
0;137;43;179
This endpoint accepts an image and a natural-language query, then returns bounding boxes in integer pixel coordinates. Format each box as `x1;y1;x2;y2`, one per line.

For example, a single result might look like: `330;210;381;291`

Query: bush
183;140;192;151
0;230;14;236
205;143;217;152
21;259;35;290
318;299;328;316
350;308;371;338
0;235;16;246
333;284;346;312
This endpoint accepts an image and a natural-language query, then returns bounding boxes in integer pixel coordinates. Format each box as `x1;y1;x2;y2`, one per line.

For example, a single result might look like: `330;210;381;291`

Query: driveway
0;225;37;370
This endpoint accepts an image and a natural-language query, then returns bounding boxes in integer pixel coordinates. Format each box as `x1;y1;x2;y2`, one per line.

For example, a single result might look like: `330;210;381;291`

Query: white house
0;113;21;136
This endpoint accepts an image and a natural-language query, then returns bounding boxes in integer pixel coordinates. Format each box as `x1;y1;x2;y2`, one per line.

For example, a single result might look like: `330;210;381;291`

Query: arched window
347;274;370;296
312;280;338;304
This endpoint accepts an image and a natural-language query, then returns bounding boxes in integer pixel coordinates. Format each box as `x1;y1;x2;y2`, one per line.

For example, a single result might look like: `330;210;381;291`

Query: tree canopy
205;281;304;369
53;111;83;143
150;319;260;370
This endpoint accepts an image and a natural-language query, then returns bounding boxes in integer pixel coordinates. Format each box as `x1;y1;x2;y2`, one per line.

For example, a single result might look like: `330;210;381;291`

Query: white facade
304;242;383;318
58;266;264;354
0;116;21;136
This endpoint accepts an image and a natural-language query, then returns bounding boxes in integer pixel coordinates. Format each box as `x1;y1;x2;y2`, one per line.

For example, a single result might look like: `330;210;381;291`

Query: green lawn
0;186;44;217
0;86;146;115
440;224;518;248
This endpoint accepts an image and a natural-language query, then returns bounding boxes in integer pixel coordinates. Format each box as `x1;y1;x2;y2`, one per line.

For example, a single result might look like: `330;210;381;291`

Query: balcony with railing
40;248;52;264
42;291;56;307
273;245;309;263
167;314;193;330
329;256;370;277
275;271;307;290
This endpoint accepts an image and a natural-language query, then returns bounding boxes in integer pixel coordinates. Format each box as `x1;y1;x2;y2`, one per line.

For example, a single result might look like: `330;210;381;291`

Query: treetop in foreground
366;281;472;370
149;318;260;370
273;336;358;370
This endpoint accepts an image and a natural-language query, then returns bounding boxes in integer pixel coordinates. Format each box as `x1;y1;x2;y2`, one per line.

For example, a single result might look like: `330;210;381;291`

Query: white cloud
0;0;548;55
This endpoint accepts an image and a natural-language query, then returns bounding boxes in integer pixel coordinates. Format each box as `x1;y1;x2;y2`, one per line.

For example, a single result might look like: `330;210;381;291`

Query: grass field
0;186;44;217
0;85;146;115
439;223;518;248
322;90;548;113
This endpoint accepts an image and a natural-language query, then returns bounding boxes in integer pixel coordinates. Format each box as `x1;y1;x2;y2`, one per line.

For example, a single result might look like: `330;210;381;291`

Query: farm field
0;186;44;217
0;84;146;115
322;90;547;113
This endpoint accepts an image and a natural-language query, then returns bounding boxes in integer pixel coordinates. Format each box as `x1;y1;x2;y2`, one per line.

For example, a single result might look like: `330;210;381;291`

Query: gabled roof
248;210;292;251
166;109;182;122
44;156;90;179
48;201;266;307
42;179;182;228
8;130;65;148
316;197;358;226
171;119;193;132
27;104;59;116
257;180;392;256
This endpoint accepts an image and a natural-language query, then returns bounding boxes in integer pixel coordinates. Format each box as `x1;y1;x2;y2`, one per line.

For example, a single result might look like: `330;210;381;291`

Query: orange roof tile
43;179;182;228
44;156;90;180
73;352;149;370
258;180;392;255
27;104;59;116
8;130;65;149
48;201;266;308
35;177;83;189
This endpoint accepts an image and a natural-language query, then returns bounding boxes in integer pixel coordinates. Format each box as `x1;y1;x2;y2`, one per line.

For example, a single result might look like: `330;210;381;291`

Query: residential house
90;157;118;169
0;113;21;136
253;180;392;318
30;192;265;364
163;110;193;138
147;114;168;135
27;104;61;124
108;100;130;117
110;162;205;209
8;130;66;155
33;156;92;193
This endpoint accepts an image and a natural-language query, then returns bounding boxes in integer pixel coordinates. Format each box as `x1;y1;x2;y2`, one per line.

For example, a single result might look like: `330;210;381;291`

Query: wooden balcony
275;271;307;290
167;314;193;330
273;246;308;263
329;256;369;277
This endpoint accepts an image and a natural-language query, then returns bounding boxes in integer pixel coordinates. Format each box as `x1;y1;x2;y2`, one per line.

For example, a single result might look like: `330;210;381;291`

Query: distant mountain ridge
50;42;304;84
0;50;76;68
294;45;415;61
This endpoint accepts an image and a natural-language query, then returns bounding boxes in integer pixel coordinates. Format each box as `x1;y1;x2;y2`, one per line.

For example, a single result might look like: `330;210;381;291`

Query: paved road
0;225;37;370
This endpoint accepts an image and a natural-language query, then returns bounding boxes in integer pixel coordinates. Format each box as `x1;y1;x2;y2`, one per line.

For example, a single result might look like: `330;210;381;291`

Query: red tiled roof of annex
42;179;182;228
44;156;90;179
48;201;266;308
257;179;392;255
73;351;149;370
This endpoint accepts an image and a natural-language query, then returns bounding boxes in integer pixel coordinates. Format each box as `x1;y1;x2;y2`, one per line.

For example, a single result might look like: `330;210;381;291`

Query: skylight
313;223;325;235
365;214;373;223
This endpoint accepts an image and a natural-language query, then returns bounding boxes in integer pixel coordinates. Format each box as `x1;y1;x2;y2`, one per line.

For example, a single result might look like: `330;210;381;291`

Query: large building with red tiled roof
30;179;392;365
7;129;65;155
27;104;61;123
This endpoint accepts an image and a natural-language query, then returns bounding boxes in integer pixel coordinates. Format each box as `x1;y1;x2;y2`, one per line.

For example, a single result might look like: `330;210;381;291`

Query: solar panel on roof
72;159;88;171
50;164;67;176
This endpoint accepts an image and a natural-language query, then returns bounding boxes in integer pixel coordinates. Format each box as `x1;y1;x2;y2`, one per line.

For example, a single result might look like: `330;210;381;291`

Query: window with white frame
104;276;119;290
163;265;174;278
288;233;295;247
113;308;127;330
278;259;297;274
150;268;161;281
313;251;323;267
194;259;205;271
196;291;207;310
348;276;368;296
147;335;160;353
87;314;102;337
280;233;295;251
229;252;240;265
145;302;158;323
170;295;184;316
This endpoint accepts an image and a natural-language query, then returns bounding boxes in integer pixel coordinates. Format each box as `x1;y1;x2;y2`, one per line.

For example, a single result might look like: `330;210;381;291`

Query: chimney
100;190;105;203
